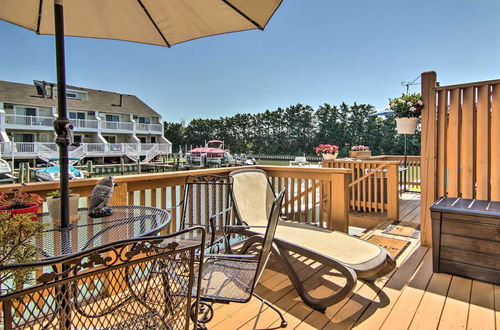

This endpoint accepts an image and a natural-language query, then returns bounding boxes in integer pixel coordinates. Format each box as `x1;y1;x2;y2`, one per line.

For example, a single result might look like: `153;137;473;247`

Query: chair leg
252;293;287;328
242;235;357;312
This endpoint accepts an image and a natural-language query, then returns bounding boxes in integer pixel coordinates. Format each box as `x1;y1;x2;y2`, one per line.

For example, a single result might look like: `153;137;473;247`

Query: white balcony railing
4;114;54;127
136;123;163;132
100;121;134;130
3;115;163;133
72;119;99;129
0;142;170;160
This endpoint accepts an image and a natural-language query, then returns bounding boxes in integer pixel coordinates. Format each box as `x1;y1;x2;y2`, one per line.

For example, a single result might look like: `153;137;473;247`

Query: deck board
207;193;497;330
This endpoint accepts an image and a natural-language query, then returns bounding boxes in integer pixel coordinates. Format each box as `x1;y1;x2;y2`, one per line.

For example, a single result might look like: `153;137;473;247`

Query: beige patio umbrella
0;0;283;229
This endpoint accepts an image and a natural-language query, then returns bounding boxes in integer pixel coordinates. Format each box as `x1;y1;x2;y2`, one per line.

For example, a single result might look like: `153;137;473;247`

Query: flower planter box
349;150;371;159
430;197;500;284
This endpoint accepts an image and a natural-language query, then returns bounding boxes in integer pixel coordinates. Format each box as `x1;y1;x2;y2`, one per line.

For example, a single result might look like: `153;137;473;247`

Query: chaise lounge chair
228;168;396;312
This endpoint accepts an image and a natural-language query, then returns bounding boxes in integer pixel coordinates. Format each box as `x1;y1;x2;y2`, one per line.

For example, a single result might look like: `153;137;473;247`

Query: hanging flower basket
388;93;423;135
396;118;418;134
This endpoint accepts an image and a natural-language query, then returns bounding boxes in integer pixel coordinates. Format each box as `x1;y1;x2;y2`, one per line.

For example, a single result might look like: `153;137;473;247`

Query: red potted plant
0;189;43;220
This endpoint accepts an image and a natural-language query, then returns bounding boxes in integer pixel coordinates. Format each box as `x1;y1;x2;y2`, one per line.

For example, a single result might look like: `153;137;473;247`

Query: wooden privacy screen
420;71;500;246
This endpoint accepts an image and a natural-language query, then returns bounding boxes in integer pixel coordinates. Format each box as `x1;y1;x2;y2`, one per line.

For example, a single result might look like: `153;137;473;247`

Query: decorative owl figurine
89;176;116;218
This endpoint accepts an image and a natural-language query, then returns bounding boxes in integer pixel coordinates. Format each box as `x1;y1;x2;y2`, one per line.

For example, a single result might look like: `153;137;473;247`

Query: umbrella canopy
0;0;283;229
0;0;282;46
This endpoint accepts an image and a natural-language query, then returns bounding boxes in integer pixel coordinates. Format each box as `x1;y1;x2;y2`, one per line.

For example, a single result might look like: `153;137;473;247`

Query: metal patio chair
173;175;234;253
194;189;287;329
0;227;205;330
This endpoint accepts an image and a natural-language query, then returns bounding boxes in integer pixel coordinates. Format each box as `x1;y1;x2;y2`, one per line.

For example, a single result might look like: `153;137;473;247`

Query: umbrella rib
221;0;264;30
36;0;44;34
136;0;171;47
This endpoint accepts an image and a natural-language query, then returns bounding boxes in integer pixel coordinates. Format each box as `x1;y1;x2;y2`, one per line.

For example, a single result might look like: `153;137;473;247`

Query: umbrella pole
53;1;72;230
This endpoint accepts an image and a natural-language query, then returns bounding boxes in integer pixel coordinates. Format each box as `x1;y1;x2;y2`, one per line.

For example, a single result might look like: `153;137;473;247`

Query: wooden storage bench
430;197;500;284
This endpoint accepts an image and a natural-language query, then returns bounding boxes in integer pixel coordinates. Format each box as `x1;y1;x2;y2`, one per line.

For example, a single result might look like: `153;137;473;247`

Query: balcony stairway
124;144;139;162
68;144;87;165
144;144;159;163
36;143;59;165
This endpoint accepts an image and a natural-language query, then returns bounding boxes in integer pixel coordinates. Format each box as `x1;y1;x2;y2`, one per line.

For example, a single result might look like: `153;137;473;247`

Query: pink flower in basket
315;144;339;156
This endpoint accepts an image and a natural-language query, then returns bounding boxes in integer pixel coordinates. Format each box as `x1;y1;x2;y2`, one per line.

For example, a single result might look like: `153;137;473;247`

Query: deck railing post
330;172;349;233
110;182;128;205
386;163;399;220
420;71;438;247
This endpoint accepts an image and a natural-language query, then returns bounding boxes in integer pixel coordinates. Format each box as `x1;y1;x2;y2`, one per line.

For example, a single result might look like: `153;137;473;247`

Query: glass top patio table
36;205;171;259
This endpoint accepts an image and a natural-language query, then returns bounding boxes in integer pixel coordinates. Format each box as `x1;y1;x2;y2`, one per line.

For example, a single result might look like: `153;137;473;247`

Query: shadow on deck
207;193;499;329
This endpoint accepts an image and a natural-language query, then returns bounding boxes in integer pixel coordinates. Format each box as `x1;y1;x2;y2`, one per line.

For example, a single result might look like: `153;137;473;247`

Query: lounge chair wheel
281;321;288;327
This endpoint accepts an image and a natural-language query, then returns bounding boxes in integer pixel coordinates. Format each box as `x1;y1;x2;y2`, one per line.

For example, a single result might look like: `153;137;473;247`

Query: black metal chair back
0;227;205;330
180;175;233;232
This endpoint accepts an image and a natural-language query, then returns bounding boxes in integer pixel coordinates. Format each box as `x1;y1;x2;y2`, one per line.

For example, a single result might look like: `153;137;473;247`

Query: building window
105;114;120;122
15;106;37;116
65;89;87;100
73;135;83;143
138;117;151;124
150;136;156;143
69;112;86;120
103;135;117;143
139;137;147;144
12;133;35;142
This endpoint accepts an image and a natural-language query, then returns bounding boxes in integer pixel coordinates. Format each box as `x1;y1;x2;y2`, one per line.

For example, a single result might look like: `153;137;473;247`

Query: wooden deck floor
206;193;500;329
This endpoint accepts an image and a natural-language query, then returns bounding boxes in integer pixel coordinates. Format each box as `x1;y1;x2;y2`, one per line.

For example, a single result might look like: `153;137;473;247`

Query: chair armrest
165;199;184;212
208;206;233;246
204;253;257;259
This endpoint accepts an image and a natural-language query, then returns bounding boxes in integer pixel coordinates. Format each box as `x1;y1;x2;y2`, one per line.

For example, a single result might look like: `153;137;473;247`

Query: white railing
37;143;58;163
140;143;155;151
68;144;87;164
86;143;106;154
136;123;149;131
149;124;163;132
157;144;170;154
0;142;171;161
2;115;163;133
144;144;159;162
39;142;58;152
109;144;125;154
135;123;163;132
100;121;134;130
124;144;139;162
71;119;98;129
4;114;54;127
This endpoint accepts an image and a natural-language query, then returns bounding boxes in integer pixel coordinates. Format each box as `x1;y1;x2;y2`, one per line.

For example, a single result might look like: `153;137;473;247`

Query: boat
0;158;14;183
35;165;85;182
187;140;232;167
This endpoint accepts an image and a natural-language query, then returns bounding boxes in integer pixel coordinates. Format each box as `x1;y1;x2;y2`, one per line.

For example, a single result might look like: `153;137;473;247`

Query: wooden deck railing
323;159;400;220
366;155;421;191
0;166;351;233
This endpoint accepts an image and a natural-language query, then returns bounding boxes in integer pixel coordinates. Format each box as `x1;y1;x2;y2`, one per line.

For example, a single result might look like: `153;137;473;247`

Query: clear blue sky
0;0;498;123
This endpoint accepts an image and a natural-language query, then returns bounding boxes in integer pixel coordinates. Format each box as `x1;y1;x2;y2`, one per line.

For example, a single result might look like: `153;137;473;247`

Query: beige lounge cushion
232;171;274;226
250;221;383;266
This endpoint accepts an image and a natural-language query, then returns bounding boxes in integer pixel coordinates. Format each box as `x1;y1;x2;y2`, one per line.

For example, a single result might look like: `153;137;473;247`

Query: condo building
0;80;171;166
